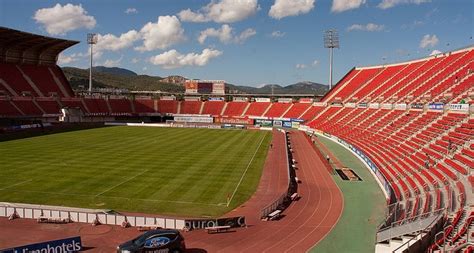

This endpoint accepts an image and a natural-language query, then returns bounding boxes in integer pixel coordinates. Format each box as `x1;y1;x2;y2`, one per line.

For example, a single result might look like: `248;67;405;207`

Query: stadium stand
0;98;22;117
108;98;133;115
282;102;311;118
180;101;202;114
244;102;271;117
0;26;472;253
60;98;88;113
157;100;178;114
134;99;156;114
201;100;225;116
264;102;292;118
35;97;61;115
223;101;248;117
11;97;43;116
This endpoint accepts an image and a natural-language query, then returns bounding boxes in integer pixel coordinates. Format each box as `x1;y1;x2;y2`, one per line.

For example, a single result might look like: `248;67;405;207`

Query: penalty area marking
95;169;149;197
0;179;32;191
226;132;267;207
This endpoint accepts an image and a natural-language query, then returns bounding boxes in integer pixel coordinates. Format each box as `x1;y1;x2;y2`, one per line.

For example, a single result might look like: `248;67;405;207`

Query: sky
0;0;472;87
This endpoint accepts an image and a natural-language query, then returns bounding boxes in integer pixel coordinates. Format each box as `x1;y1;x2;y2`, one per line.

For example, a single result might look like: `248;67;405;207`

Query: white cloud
131;58;140;64
198;25;256;44
236;28;257;43
198;25;233;44
269;0;315;19
429;49;442;56
271;30;285;38
136;15;186;52
378;0;431;10
178;0;258;23
103;56;123;67
347;23;385;32
125;8;138;14
57;53;79;65
296;60;319;69
96;30;141;52
296;64;307;69
149;48;223;69
419;34;438;48
331;0;366;13
33;3;96;35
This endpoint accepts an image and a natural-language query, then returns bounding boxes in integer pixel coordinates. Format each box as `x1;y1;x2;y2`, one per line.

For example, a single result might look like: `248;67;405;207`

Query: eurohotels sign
0;236;82;253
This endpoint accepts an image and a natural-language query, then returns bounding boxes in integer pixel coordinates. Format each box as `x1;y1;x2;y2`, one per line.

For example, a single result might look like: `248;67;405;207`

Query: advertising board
174;116;213;123
214;117;254;125
255;119;273;127
1;237;82;253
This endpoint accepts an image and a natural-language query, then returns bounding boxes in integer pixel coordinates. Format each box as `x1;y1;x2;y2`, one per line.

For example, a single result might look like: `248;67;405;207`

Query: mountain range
62;66;329;95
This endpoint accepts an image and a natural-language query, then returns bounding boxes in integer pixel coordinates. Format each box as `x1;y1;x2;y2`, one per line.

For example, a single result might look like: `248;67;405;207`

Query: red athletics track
184;130;344;253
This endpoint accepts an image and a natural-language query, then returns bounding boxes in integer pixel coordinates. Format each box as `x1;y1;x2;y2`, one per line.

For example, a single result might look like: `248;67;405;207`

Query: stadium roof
0;26;79;65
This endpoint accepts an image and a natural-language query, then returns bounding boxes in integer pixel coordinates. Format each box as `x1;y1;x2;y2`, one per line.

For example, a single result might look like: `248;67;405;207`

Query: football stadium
0;1;473;253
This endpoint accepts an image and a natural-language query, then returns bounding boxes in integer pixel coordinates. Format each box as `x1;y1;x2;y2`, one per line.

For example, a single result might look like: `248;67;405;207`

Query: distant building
162;75;187;84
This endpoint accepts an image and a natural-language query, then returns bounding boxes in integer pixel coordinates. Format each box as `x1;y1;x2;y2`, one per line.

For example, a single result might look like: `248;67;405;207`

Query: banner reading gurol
185;216;246;230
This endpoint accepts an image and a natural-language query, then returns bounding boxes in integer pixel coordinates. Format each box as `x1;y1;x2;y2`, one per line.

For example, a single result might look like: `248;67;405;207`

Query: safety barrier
0;203;186;229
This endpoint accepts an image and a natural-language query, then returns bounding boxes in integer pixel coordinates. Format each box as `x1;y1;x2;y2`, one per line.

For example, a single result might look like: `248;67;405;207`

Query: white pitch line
0;179;32;191
95;170;149;197
4;189;222;206
227;133;267;207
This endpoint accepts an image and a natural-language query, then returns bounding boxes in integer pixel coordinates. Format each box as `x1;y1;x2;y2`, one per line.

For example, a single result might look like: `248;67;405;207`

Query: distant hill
62;66;328;95
227;81;328;95
92;66;137;77
62;67;184;93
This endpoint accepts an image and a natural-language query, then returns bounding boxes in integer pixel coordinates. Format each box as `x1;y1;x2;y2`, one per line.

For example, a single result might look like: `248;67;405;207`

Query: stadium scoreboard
185;80;225;95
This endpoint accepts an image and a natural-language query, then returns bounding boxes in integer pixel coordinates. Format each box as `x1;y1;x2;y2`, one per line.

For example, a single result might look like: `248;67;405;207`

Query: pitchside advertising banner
1;236;82;253
448;103;469;112
174;116;213;123
428;102;444;110
185;217;246;230
282;121;292;128
214;117;254;125
255;119;273;127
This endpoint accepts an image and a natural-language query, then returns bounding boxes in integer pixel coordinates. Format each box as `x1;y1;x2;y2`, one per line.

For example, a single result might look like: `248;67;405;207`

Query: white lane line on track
226;133;267;207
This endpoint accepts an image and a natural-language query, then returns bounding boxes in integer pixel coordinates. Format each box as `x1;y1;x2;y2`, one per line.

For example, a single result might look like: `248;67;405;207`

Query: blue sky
0;0;472;87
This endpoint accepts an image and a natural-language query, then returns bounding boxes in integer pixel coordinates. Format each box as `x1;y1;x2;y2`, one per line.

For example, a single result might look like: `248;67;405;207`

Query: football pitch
0;126;272;217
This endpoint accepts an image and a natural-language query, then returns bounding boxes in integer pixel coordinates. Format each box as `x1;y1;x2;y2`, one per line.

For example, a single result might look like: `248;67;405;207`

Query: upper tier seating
20;65;70;97
0;63;38;96
323;47;474;104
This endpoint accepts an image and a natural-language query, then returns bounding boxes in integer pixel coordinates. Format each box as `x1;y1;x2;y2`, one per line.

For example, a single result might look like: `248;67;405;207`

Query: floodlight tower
324;29;339;90
87;33;98;93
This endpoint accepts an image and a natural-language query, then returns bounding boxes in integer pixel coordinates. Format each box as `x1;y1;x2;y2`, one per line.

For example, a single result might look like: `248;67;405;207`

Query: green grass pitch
0;126;272;217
